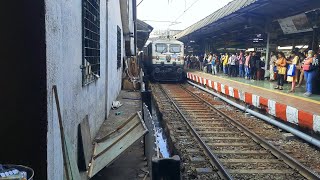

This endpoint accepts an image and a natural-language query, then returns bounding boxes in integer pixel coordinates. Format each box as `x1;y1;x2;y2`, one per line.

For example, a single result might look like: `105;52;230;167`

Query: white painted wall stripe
199;77;203;84
313;115;320;132
238;90;245;102
208;80;212;88
286;106;298;125
221;84;225;94
214;82;218;91
203;78;207;85
252;95;260;108
229;87;234;97
268;99;276;116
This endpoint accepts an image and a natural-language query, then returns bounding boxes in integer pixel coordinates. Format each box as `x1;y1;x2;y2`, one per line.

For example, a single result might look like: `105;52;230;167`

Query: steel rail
181;84;320;180
158;84;233;180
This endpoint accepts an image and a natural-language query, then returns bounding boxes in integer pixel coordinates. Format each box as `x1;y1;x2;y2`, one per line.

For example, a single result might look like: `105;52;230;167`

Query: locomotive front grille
166;55;171;62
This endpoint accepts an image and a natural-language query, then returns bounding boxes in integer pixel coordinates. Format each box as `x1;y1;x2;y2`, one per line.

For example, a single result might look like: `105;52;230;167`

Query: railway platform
186;70;320;133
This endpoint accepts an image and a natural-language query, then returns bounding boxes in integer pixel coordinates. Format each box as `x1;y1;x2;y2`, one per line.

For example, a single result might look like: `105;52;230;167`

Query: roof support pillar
265;32;271;70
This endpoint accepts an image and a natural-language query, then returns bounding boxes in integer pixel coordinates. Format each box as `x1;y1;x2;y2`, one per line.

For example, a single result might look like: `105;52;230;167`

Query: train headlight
156;56;159;60
177;68;183;74
155;67;160;73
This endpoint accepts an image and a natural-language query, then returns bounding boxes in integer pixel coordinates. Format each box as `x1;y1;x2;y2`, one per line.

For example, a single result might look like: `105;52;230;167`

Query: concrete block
244;113;251;118
178;136;191;139
282;133;296;141
189;156;205;162
196;168;213;174
176;130;187;133
186;149;200;153
213;97;220;101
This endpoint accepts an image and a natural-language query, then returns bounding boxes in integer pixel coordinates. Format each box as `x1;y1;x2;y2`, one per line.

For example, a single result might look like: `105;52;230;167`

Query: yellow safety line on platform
195;71;320;105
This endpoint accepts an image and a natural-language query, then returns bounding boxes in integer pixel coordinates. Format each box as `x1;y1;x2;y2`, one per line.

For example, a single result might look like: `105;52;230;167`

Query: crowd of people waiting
184;49;320;97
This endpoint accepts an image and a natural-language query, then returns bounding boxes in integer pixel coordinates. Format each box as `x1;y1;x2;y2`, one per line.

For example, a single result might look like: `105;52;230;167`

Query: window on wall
82;0;100;86
117;26;121;69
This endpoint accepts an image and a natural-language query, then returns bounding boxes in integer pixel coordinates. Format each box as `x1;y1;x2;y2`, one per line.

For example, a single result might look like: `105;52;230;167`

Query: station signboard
278;13;313;34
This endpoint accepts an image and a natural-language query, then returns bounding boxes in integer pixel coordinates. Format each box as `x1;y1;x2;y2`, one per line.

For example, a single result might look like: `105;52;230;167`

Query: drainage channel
151;101;171;158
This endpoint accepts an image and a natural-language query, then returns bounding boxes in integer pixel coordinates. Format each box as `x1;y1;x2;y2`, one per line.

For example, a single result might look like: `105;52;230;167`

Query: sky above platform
137;0;234;31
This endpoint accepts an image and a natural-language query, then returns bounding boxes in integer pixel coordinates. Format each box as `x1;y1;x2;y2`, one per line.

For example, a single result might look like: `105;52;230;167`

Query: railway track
155;83;320;180
152;84;222;179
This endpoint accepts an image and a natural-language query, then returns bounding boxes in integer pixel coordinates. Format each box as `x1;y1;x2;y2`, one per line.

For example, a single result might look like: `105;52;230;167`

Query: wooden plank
53;85;80;180
88;112;148;178
78;115;92;171
95;113;137;143
220;159;279;163
192;122;224;125
213;150;268;155
93;121;140;159
94;115;139;154
202;136;247;140
229;169;292;174
195;127;229;130
198;131;235;135
207;143;255;147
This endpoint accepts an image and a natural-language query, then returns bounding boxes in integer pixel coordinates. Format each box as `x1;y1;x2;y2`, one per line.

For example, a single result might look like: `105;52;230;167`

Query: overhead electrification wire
137;0;145;7
170;0;201;26
141;20;181;23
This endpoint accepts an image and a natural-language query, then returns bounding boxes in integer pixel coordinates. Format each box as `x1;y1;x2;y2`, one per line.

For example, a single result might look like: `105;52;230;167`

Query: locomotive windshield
155;43;167;53
169;44;181;53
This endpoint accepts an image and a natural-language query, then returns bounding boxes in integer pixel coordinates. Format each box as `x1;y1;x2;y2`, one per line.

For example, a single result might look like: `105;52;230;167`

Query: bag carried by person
273;66;278;73
277;66;287;74
302;64;310;71
287;64;296;76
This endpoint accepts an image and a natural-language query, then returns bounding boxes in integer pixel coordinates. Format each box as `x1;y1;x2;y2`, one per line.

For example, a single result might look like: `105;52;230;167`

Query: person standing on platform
215;53;220;73
223;53;229;75
199;54;204;71
314;52;320;94
238;51;245;78
274;52;287;90
207;52;213;74
235;53;240;76
250;51;258;80
286;51;299;93
255;52;263;80
245;52;252;79
302;50;319;97
211;54;218;75
296;52;306;87
220;53;224;72
269;52;277;81
229;53;237;77
203;53;208;73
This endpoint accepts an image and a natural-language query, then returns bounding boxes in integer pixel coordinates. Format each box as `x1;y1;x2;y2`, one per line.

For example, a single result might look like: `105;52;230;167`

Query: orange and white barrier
187;72;320;133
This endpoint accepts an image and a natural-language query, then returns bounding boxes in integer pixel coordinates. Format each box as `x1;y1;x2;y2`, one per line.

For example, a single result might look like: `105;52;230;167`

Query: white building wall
106;0;123;113
45;0;124;179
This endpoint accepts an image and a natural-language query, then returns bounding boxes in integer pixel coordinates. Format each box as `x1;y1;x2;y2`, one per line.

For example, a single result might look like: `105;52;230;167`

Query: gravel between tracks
151;84;221;180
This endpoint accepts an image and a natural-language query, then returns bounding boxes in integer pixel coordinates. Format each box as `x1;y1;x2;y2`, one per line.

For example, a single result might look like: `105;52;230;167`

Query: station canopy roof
137;19;153;50
175;0;320;48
